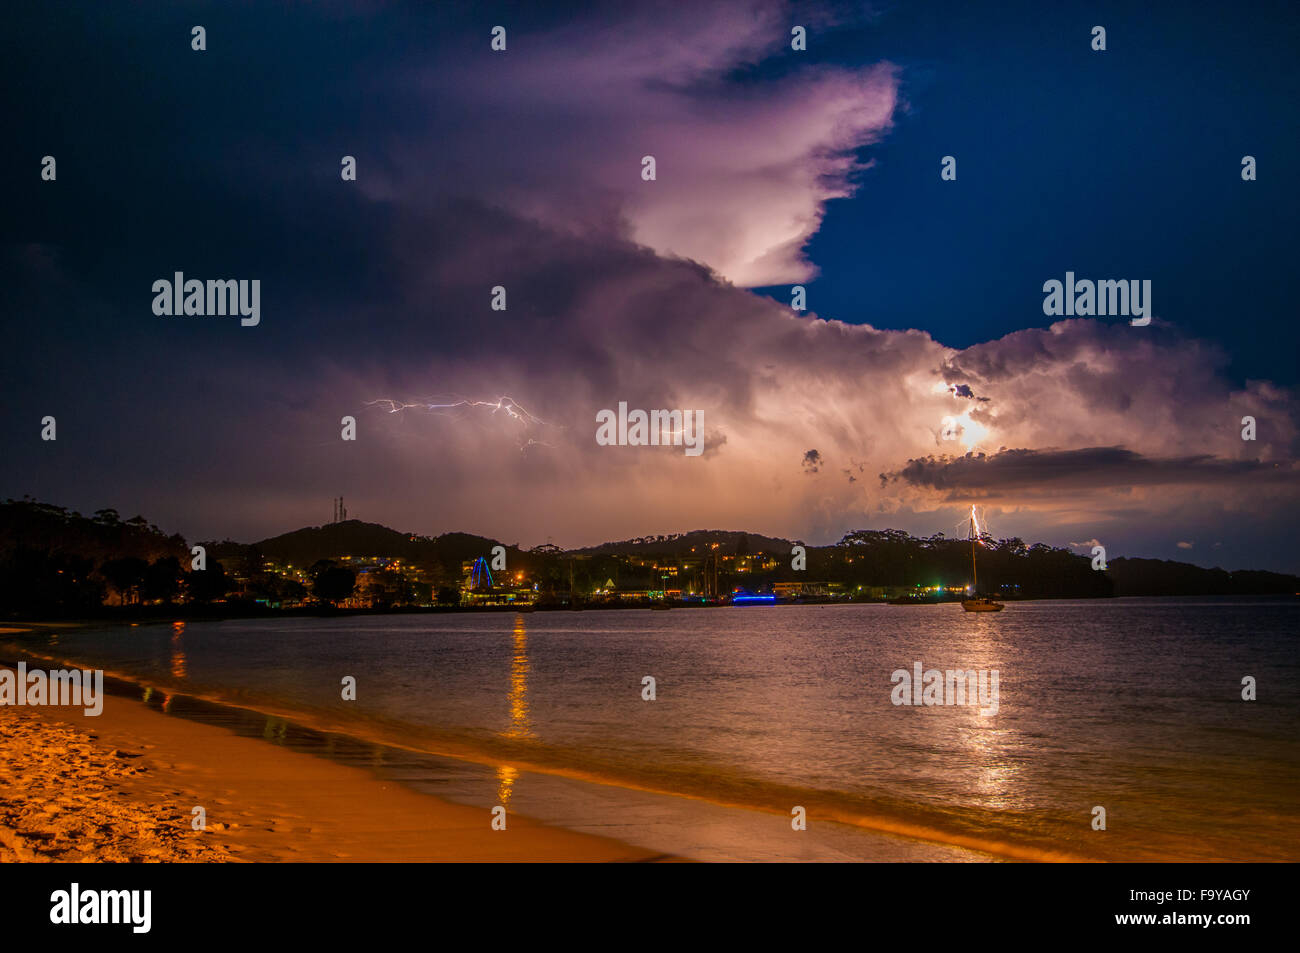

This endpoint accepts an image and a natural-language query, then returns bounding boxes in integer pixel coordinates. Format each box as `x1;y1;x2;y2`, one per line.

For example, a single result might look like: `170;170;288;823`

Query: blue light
470;557;494;589
732;594;776;606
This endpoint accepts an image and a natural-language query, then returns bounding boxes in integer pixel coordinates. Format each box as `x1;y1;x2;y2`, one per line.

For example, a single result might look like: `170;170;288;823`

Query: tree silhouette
142;556;183;603
100;556;148;605
188;561;233;602
311;561;356;606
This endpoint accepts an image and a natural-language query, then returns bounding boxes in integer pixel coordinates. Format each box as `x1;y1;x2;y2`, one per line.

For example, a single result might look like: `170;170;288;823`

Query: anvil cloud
2;0;1296;573
374;1;898;286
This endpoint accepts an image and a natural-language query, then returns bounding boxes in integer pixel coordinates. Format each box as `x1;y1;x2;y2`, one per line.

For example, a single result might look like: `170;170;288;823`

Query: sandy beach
0;670;673;863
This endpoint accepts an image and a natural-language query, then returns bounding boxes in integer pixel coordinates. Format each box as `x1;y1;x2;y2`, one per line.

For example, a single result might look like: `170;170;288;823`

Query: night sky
3;0;1297;572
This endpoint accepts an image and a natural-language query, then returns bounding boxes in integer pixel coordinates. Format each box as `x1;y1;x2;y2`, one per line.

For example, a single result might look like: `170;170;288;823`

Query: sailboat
962;506;1005;612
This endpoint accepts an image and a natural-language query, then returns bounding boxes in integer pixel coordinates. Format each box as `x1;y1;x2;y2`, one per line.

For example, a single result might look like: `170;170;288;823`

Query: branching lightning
368;396;550;424
367;396;560;450
962;504;992;545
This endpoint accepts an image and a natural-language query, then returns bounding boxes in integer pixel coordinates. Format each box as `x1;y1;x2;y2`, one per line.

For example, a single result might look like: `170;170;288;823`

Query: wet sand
0;681;675;863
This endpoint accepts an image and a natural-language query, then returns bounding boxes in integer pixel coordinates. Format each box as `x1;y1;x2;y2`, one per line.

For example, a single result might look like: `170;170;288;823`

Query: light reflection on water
497;615;533;806
170;622;187;680
6;598;1297;861
503;615;533;741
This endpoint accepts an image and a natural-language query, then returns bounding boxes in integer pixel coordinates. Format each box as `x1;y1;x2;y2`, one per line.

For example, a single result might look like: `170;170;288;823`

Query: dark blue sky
756;0;1298;387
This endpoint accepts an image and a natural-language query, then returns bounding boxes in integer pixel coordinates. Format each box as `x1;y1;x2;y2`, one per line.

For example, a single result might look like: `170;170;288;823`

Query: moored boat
962;506;1005;612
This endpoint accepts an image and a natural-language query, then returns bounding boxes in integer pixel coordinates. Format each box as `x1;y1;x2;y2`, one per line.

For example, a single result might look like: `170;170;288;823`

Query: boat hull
961;599;1005;612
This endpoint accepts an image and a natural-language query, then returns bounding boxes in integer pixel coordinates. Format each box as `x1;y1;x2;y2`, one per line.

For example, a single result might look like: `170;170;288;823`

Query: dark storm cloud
883;447;1298;493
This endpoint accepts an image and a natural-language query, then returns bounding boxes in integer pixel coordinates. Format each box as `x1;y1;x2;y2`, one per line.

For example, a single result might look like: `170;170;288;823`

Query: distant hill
205;520;524;572
208;523;797;567
1106;557;1300;597
5;499;1300;606
210;520;416;565
572;529;795;556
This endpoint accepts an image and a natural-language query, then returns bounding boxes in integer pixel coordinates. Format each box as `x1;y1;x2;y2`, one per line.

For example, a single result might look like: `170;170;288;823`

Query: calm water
6;598;1298;861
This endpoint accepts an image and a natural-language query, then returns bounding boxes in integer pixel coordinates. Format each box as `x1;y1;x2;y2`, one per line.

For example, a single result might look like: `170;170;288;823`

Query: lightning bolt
367;396;560;450
961;504;991;545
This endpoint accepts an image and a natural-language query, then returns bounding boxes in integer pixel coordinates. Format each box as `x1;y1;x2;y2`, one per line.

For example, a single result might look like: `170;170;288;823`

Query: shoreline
0;624;1220;863
0;667;677;863
2;645;1015;862
4;592;1295;632
4;642;1045;862
7;612;1285;863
